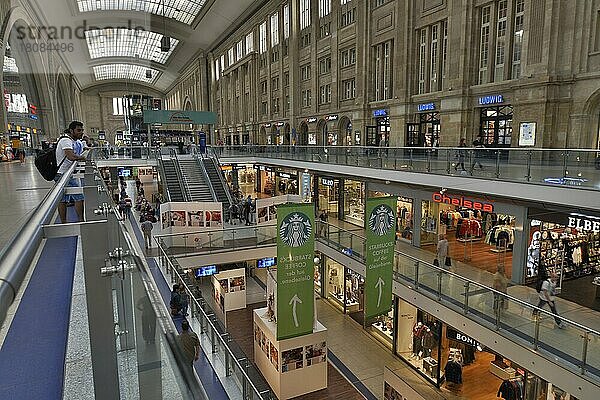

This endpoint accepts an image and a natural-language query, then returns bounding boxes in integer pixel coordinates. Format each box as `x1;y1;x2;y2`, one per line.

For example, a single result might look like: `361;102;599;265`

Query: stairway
161;159;186;202
178;159;215;202
203;158;231;211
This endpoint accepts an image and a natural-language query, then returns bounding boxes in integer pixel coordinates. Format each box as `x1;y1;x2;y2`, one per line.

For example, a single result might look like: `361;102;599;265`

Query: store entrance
420;199;516;278
480;105;513;148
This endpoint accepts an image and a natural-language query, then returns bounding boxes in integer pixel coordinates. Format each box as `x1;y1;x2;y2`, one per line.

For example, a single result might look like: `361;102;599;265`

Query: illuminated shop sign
6;93;29;113
326;115;338;121
568;216;600;233
373;109;388;117
432;192;494;212
276;122;285;127
276;172;297;179
306;117;317;123
321;178;334;187
264;123;272;128
478;94;504;105
417;103;435;112
446;328;481;348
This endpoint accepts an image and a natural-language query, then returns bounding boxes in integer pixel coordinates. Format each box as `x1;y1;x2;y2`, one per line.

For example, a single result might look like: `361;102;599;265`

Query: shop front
343;179;365;226
255;165;275;196
420;191;519;278
274;170;298;196
366;109;390;147
394;298;574;399
478;94;513;148
406;102;440;147
317;176;340;218
526;208;600;311
222;164;255;197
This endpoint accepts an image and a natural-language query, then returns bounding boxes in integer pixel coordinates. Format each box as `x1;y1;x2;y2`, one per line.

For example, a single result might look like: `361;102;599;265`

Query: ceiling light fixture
160;0;171;53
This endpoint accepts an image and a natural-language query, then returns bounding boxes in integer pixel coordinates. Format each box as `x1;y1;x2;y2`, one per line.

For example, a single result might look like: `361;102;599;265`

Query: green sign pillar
276;203;315;340
365;197;397;320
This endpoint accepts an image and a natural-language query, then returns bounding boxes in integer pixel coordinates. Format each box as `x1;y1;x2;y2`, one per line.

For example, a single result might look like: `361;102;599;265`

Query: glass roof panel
86;29;179;63
77;0;207;25
93;64;159;83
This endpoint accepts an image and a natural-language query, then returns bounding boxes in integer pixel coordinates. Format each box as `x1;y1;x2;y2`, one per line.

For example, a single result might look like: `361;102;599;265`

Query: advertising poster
365;197;396;320
519;122;536;147
187;211;204;227
276;203;315;340
170;211;186;227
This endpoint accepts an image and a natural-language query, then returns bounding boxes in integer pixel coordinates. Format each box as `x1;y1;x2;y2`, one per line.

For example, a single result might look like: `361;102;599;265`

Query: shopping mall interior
1;1;600;399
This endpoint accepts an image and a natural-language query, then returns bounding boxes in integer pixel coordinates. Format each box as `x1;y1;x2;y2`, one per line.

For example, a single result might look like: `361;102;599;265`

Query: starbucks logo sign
279;212;312;248
368;204;394;236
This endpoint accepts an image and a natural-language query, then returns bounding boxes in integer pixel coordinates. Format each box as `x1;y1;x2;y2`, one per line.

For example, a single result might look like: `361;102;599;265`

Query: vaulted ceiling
19;0;260;92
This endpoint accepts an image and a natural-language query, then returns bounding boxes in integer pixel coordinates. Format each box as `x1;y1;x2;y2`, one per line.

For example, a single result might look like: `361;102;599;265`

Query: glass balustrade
215;145;600;190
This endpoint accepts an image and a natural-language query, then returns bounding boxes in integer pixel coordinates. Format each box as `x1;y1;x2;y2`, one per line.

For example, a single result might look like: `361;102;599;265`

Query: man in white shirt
55;121;87;223
535;273;565;329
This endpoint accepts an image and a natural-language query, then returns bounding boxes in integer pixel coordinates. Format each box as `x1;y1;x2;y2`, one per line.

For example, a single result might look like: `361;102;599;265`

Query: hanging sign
306;117;317;123
373;109;388;117
365;197;396;320
276;203;315;340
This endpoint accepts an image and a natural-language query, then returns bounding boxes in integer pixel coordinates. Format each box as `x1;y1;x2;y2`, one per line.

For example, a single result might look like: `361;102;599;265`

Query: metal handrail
154;238;272;399
0;158;80;323
208;153;235;207
318;221;600;338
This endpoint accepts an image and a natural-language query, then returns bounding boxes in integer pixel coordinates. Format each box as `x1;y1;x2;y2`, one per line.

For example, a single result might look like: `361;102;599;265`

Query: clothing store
274;170;298;196
395;298;575;399
420;191;521;279
317;176;340;218
222;164;255;196
526;208;600;311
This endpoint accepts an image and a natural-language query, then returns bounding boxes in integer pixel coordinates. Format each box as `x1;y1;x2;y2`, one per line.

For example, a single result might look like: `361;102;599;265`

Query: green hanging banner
365;197;397;320
276;203;315;340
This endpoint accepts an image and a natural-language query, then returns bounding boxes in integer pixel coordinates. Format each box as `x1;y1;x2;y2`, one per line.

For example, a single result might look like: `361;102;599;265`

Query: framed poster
519;122;536;146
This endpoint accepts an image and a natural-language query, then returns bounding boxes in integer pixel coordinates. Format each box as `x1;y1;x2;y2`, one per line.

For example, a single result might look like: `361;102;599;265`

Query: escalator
178;159;215;202
159;158;186;202
202;158;232;212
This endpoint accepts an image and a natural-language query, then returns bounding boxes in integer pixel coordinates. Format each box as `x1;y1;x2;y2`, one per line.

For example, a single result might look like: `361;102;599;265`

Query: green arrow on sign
365;197;396;320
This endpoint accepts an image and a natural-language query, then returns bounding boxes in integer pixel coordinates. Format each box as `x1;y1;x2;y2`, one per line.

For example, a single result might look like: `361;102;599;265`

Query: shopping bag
445;257;452;267
433;258;440;267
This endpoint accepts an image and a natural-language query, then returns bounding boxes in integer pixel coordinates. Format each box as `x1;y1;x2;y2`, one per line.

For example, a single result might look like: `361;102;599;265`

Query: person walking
493;266;509;313
243;197;251;225
141;216;154;249
454;138;467;172
178;284;189;317
170;284;182;316
436;234;451;269
318;210;328;237
533;273;565;328
179;320;200;368
471;137;485;171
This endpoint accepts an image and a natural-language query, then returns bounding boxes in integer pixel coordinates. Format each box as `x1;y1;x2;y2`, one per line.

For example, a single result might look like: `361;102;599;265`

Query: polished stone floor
0;159;53;248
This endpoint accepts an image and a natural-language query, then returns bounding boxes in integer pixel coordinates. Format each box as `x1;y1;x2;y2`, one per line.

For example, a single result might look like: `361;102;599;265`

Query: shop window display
343;180;365;226
325;260;344;311
527;220;600;284
318;178;339;216
345;269;364;322
397;197;413;243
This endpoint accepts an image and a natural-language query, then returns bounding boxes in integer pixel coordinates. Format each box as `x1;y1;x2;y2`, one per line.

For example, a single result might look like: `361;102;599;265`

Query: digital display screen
257;257;276;268
195;265;217;277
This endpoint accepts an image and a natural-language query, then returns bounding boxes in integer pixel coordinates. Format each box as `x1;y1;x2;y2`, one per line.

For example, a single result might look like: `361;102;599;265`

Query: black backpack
535;277;546;293
34;137;69;181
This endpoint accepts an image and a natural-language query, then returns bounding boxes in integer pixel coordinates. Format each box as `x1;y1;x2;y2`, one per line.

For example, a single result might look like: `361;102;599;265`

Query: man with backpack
54;121;87;223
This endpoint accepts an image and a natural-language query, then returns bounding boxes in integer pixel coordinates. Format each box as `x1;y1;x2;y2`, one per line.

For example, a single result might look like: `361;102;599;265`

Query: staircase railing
155;152;173;202
204;148;234;207
171;149;191;202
